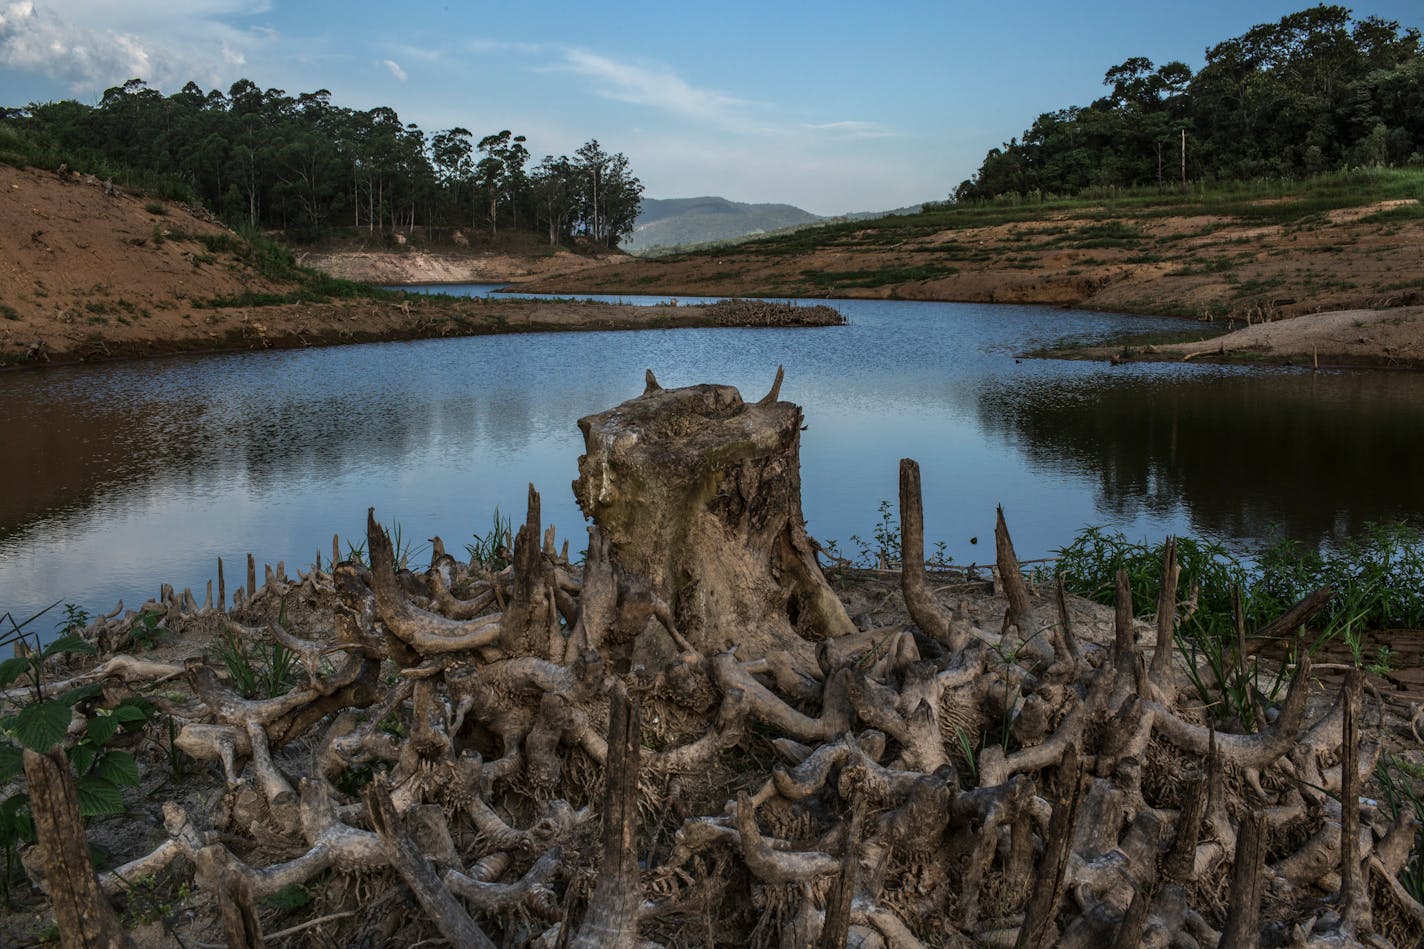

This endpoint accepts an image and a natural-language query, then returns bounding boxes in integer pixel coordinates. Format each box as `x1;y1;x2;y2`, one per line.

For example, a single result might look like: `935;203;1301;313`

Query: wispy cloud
552;48;752;127
382;59;407;82
805;120;898;140
463;38;546;56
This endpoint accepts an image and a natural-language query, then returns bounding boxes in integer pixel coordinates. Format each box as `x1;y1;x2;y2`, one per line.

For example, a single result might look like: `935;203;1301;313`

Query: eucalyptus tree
475;130;528;237
954;5;1423;201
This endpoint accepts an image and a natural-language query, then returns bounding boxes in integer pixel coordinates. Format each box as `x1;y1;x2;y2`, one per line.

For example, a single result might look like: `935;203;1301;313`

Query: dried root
30;374;1422;948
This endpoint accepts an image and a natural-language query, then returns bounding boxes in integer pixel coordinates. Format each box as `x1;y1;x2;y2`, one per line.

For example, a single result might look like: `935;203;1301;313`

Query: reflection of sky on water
3;295;1421;624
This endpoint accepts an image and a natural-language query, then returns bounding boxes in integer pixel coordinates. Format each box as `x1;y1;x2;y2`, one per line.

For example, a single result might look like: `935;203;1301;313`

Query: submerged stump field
3;374;1423;948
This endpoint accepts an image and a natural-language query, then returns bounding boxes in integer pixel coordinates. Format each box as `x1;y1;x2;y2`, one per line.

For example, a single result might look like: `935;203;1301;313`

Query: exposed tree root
16;373;1424;948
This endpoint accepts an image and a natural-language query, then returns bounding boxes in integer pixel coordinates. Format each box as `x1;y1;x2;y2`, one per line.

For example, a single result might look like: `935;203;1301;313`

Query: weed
385;518;425;571
143;201;167;216
950;724;979;784
0;304;18;322
1367;645;1395;676
1375;753;1424;903
847;500;902;569
261;883;313;913
213;604;298;699
0;604;152;907
332;764;374;795
125;607;165;650
466;508;513;571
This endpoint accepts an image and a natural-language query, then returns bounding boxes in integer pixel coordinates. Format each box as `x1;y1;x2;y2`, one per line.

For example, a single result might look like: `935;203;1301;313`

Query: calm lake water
3;292;1423;628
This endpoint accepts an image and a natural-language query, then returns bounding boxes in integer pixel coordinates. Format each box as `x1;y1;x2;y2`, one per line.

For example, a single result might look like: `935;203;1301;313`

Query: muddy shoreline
0;296;845;371
1027;304;1424;371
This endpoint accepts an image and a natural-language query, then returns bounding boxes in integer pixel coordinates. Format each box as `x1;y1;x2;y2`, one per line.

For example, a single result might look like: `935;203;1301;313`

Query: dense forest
955;5;1423;202
0;79;643;247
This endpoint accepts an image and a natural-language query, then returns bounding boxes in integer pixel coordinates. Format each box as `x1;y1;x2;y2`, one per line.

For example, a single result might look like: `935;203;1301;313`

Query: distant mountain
839;204;926;221
623;197;821;255
623;197;932;255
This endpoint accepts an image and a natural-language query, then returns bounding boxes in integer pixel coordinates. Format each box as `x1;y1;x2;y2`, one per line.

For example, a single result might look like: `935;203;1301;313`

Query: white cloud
382;59;407;82
0;0;272;92
553;48;753;128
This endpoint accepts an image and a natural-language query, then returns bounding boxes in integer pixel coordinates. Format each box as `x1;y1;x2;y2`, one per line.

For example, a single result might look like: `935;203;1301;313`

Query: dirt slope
514;197;1424;320
296;246;632;285
0;166;829;368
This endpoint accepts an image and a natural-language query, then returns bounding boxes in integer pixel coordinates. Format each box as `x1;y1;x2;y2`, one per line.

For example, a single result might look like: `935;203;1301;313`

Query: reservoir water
3;293;1422;627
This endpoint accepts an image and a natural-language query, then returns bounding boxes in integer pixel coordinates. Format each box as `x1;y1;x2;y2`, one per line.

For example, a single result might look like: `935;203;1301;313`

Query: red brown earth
4;160;1423;370
0;165;836;369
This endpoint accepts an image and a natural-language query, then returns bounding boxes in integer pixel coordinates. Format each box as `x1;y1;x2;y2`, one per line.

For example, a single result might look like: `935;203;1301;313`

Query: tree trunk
22;749;133;949
573;370;854;668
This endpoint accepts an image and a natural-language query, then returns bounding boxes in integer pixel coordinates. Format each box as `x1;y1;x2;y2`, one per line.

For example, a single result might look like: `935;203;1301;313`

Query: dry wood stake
22;749;134;949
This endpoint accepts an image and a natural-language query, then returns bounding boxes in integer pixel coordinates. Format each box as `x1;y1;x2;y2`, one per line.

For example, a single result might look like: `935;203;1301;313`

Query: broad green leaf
86;714;119;745
75;777;124;817
0;742;21;782
59;683;104;707
112;701;152;723
261;883;313;912
42;634;95;658
95;750;139;788
69;743;96;777
0;657;33;689
14;700;71;752
0;793;34;846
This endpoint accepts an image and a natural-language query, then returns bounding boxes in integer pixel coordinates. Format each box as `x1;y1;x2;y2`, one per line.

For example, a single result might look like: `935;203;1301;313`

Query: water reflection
978;370;1424;543
1;296;1421;624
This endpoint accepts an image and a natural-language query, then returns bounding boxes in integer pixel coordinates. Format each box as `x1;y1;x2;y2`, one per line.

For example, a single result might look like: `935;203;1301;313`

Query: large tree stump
573;370;854;664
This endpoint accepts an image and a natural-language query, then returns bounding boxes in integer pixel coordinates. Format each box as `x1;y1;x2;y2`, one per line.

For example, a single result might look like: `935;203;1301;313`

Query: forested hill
0;79;643;248
622;197;821;255
955;5;1423;201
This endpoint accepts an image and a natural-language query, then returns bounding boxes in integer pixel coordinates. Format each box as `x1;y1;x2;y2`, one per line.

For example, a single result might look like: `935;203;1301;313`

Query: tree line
3;78;643;247
954;5;1423;202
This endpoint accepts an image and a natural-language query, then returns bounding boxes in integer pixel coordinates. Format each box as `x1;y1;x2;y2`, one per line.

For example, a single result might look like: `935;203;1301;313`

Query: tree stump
22;749;133;949
573;370;853;664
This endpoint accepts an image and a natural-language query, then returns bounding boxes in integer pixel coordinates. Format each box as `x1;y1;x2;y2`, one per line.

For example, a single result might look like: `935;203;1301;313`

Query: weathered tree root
36;375;1423;949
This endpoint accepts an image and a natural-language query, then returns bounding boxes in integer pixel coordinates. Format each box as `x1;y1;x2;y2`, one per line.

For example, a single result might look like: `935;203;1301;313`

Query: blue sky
3;2;1421;215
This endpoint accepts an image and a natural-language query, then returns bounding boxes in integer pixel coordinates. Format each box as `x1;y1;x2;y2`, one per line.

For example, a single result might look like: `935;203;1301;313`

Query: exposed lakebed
3;292;1422;625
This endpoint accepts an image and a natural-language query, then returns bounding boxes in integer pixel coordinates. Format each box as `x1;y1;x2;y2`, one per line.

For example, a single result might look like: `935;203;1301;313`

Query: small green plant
163;715;185;781
344;539;368;566
143;201;167;216
950;724;978;784
127;606;166;650
378;713;406;738
213;602;297;699
0;303;18;322
847;500;901;569
332;765;374;796
261;883;313;913
1366;645;1395;676
116;872;191;927
1375;754;1424;903
0;604;152;907
385;518;426;571
929;540;953;569
215;627;296;700
466;508;513;571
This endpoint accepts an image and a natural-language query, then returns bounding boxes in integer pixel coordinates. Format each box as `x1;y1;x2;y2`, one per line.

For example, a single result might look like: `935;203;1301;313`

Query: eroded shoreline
1;296;845;371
